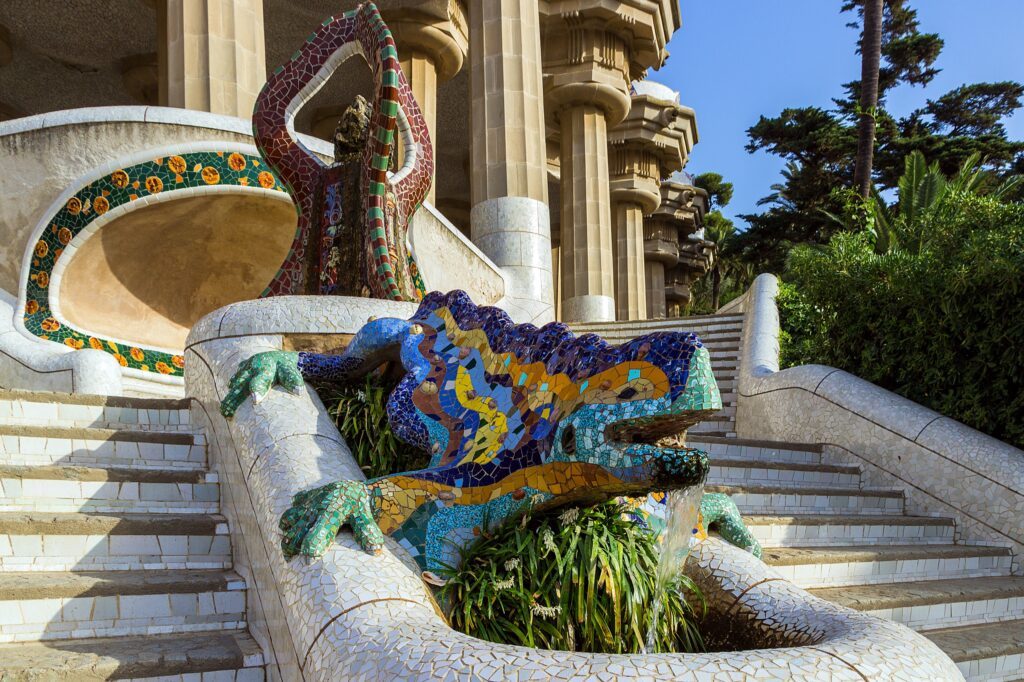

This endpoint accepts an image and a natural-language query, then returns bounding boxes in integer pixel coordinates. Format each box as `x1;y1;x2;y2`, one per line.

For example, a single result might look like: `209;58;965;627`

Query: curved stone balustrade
735;274;1024;564
185;294;961;680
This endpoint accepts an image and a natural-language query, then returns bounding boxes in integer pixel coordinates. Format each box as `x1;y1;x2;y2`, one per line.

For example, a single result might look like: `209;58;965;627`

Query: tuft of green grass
317;374;430;479
440;500;705;654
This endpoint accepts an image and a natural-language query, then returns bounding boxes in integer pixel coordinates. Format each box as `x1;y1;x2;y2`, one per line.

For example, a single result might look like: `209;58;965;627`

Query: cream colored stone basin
57;193;295;350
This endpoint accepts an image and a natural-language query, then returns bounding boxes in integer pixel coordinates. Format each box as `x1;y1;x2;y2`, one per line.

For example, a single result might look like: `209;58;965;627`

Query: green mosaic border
23;150;285;377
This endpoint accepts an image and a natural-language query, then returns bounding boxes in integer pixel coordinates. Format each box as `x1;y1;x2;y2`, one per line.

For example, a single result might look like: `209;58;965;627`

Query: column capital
540;1;680;78
540;12;633;126
607;90;694;213
656;179;709;239
379;0;468;82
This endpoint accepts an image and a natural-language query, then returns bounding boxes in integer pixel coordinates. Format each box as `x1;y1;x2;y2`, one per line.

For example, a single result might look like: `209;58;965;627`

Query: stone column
468;0;554;325
645;259;667;319
384;2;468;204
159;0;266;117
646;180;709;318
541;3;677;323
607;90;688;321
556;104;621;322
612;202;649;320
643;215;677;319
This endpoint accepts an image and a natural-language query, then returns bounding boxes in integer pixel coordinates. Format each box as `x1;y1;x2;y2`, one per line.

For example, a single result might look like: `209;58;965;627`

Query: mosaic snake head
338;291;722;570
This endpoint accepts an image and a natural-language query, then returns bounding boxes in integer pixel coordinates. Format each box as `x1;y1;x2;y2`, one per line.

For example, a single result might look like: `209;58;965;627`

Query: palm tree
853;0;884;198
870;151;1022;254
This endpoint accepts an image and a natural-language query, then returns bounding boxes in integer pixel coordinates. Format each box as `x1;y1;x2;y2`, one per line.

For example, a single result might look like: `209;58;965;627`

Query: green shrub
317;374;430;478
440;500;705;654
775;280;824;369
782;193;1024;448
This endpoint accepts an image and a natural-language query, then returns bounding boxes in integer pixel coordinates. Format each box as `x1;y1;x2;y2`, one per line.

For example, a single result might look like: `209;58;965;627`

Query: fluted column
542;2;679;323
613;203;649;320
159;0;266;117
468;0;553;324
645;259;667;319
543;15;632;323
646;180;709;318
558;105;619;322
608;90;688;320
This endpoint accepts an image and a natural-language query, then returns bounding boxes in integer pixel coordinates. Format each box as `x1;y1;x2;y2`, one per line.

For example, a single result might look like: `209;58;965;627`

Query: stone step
0;570;246;643
572;314;744;331
712;405;737;419
579;330;742;345
708;459;861;489
688;436;823;465
0;425;206;471
692;430;738;439
0;464;218;514
811;576;1024;632
763;544;1012;588
0;629;264;681
924;618;1024;681
693;414;735;424
707;483;904;515
0;389;191;433
744;514;955;547
0;512;231;572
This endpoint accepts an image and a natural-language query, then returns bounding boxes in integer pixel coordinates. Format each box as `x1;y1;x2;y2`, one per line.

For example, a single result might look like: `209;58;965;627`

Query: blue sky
658;0;1024;228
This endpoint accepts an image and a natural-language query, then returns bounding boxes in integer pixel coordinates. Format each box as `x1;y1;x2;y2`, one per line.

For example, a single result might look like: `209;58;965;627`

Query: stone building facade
0;0;712;323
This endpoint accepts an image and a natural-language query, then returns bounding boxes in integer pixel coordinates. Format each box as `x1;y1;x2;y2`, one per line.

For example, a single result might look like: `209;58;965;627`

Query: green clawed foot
701;492;763;559
220;351;302;418
279;480;384;559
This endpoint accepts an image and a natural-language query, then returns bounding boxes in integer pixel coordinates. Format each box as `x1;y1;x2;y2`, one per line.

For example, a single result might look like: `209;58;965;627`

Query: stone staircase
0;390;265;680
573;312;743;438
2;312;1022;680
574;313;1024;682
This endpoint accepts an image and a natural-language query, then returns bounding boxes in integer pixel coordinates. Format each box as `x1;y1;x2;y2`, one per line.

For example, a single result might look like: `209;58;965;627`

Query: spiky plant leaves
317;374;429;479
440;501;705;654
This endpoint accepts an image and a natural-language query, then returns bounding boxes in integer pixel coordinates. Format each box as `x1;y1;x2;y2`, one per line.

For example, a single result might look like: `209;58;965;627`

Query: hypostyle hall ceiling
0;0;469;207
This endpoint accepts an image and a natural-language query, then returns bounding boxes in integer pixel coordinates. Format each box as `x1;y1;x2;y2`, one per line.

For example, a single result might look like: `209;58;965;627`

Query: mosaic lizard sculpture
253;2;429;299
220;291;757;572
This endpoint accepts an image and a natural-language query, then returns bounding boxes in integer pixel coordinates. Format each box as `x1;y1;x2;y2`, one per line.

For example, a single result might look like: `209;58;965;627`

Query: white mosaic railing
185;295;961;681
0;288;123;396
735;274;1024;567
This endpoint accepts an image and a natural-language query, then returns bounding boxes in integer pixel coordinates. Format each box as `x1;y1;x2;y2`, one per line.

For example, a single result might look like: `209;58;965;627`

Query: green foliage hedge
441;501;705;655
780;193;1024;449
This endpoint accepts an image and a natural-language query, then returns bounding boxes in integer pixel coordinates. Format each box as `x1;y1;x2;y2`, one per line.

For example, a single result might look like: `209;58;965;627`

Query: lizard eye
617;387;638;400
561;425;576;455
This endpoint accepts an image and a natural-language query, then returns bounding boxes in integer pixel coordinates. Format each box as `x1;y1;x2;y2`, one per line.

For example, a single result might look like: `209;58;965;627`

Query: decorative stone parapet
0;289;123;396
735;274;1024;570
185;294;962;681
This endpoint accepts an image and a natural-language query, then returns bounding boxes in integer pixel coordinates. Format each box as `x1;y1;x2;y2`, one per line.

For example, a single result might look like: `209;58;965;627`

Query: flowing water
643;483;705;654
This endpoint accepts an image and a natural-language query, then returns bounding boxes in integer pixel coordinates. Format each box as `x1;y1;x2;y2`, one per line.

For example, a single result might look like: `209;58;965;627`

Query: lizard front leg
279;480;385;558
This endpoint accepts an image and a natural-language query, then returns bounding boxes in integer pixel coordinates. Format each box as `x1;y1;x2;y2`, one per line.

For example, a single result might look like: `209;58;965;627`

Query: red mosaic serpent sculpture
253;2;432;300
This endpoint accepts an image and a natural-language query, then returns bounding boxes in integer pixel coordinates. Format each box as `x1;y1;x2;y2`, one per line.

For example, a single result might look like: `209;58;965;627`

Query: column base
562;295;615;323
471;196;555;325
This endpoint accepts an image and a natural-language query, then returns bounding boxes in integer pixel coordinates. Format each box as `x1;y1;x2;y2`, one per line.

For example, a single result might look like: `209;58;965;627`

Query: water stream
644;483;705;654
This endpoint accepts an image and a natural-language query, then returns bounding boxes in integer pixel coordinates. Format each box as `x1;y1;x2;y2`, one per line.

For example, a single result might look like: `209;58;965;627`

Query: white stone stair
0;390;265;680
576;312;1024;678
571;312;744;437
690;434;1023;680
